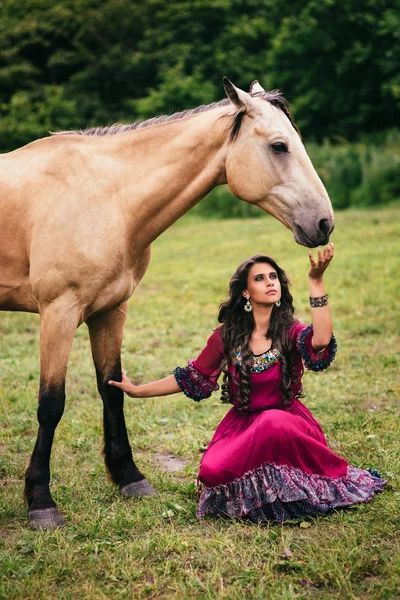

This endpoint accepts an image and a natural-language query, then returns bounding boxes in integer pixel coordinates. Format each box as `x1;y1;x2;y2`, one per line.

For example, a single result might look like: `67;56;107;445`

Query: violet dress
174;322;385;522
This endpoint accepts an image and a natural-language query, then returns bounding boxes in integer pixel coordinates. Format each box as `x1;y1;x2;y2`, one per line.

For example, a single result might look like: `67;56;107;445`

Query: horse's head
223;78;334;247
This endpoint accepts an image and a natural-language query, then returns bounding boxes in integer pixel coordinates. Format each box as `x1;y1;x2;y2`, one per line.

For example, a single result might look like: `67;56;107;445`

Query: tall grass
0;207;399;599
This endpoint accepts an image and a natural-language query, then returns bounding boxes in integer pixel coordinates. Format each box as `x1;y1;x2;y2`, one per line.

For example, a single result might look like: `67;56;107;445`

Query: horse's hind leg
87;303;156;497
25;299;80;529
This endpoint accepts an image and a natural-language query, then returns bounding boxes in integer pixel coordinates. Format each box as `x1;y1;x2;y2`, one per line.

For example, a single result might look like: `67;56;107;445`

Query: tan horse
0;78;334;529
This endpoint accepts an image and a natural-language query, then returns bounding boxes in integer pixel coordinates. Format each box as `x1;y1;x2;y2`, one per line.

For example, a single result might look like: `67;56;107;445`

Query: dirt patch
155;453;189;472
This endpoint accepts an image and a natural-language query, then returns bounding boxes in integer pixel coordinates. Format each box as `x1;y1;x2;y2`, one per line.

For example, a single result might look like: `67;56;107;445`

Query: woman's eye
270;273;277;279
255;276;263;281
271;142;288;154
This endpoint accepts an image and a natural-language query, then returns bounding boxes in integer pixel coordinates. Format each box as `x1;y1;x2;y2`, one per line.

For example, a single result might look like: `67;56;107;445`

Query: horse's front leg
25;299;80;529
87;303;156;497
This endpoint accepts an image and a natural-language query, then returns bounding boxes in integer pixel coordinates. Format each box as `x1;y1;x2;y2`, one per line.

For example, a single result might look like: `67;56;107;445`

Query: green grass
0;207;399;600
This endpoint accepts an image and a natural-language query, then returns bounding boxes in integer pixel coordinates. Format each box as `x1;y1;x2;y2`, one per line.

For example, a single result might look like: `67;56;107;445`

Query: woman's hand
308;242;334;282
108;372;180;398
108;371;139;398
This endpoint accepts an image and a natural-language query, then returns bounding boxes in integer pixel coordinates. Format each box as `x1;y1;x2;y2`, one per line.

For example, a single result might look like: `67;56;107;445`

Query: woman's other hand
108;371;138;397
308;242;334;282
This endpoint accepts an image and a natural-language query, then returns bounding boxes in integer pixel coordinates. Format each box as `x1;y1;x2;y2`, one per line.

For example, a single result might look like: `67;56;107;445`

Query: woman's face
243;262;282;307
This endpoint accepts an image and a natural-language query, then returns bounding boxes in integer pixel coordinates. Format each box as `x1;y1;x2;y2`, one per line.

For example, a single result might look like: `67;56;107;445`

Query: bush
308;131;400;209
192;186;263;219
307;143;363;209
351;146;400;206
0;85;79;152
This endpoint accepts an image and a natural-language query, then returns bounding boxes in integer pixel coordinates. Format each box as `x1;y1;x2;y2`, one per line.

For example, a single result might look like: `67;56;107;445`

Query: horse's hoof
121;479;157;498
29;508;67;530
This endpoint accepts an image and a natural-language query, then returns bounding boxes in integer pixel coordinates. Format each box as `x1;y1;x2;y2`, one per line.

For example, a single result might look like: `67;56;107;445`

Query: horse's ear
223;77;257;115
249;80;265;94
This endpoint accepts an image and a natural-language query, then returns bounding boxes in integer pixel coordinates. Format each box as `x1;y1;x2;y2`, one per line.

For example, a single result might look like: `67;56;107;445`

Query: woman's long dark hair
218;255;298;411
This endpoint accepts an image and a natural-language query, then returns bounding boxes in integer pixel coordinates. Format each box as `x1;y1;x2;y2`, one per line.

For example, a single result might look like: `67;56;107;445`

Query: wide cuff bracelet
309;294;328;308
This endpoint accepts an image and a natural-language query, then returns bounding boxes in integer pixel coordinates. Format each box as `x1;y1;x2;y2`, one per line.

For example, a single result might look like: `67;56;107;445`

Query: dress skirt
197;399;385;522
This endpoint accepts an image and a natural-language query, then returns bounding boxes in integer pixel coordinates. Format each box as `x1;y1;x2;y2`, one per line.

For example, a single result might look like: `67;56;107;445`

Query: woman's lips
266;290;277;295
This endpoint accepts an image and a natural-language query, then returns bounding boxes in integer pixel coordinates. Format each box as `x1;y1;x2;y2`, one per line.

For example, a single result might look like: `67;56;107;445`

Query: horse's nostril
319;219;330;235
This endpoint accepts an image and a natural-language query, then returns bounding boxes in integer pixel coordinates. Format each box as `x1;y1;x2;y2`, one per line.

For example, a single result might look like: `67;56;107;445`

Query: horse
0;78;334;529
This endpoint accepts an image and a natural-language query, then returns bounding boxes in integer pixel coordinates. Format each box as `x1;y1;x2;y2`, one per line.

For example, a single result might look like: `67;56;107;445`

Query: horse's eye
271;142;288;154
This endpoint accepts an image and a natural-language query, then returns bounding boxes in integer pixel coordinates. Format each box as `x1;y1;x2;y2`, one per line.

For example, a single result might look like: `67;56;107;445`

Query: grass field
0;206;399;600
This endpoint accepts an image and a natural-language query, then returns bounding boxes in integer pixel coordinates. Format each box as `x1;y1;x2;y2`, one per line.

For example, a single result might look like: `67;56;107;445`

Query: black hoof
121;479;157;498
29;508;67;530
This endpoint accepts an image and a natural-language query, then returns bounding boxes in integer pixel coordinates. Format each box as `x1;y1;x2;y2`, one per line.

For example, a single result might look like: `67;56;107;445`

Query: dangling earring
275;300;281;308
244;298;253;313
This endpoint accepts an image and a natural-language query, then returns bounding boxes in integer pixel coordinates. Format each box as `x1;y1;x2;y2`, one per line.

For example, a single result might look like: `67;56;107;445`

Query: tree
0;0;398;151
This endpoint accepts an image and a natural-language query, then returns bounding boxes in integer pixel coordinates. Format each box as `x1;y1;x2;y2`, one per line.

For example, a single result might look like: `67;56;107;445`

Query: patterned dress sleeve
173;328;225;401
291;322;337;372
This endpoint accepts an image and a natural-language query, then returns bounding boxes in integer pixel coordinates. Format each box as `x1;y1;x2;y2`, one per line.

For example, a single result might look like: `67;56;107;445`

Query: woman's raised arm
308;242;334;350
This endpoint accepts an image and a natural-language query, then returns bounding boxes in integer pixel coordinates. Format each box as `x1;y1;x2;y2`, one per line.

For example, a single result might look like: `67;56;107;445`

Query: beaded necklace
235;346;281;373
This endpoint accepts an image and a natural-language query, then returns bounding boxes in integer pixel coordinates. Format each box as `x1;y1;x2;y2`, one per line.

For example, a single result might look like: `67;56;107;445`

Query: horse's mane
53;90;299;140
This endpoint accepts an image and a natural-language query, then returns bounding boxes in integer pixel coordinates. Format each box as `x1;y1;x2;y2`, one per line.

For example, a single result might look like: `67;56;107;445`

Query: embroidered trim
174;359;219;402
297;325;337;371
197;461;386;522
235;347;281;373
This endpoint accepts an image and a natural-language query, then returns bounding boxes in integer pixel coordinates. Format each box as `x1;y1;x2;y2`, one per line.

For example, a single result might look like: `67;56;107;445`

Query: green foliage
308;144;364;210
193;185;264;219
350;147;400;207
132;63;217;120
0;0;399;151
0;1;398;211
265;0;400;140
307;130;400;210
0;207;399;599
0;85;78;150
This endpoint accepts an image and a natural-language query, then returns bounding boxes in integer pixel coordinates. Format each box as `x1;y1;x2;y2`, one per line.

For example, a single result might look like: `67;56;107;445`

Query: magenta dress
174;322;385;522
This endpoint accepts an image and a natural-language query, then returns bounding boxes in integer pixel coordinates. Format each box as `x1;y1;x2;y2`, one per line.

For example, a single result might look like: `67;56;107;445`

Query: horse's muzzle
293;220;335;248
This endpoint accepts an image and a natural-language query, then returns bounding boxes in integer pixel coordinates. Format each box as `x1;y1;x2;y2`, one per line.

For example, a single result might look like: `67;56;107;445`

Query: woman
109;244;385;522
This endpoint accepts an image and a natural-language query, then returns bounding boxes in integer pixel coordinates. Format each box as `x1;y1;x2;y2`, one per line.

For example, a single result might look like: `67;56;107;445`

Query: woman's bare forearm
308;244;334;350
309;277;332;349
130;374;181;398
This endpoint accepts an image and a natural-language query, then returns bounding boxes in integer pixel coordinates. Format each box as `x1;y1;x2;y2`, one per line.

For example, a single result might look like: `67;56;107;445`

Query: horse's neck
113;108;229;251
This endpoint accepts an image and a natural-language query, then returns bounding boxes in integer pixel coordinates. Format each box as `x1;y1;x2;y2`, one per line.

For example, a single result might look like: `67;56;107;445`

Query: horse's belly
0;278;38;312
0;243;38;312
